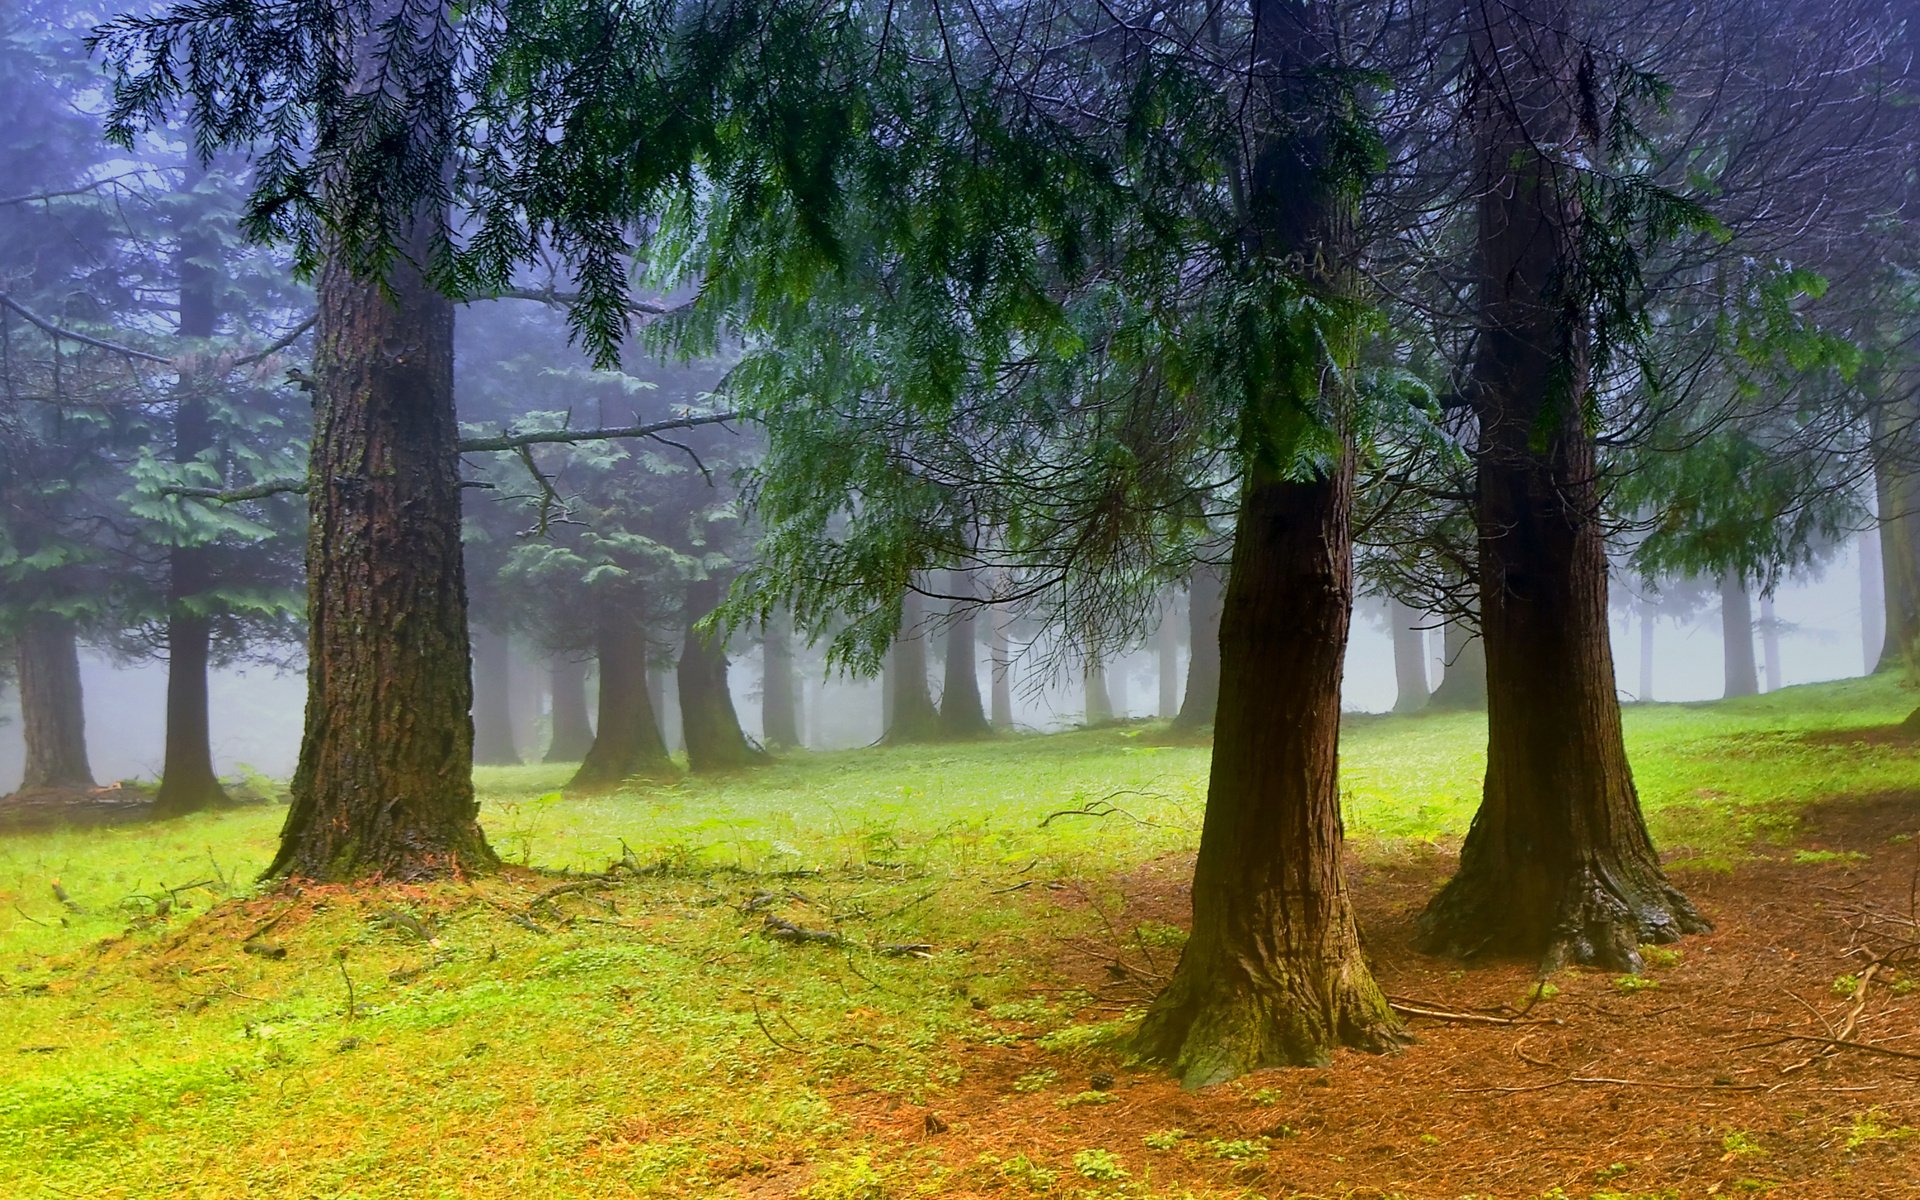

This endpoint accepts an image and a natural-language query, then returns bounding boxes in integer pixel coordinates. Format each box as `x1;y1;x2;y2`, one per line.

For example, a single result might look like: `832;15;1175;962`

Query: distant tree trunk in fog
1860;526;1885;674
989;604;1014;729
470;625;521;766
1638;601;1656;703
1427;618;1487;710
1759;594;1782;693
156;178;232;818
1084;655;1116;725
884;589;941;743
1720;573;1759;698
1157;592;1182;718
569;602;671;790
15;615;95;793
545;656;595;762
678;576;768;772
1172;562;1223;729
1875;443;1920;674
1389;598;1429;714
938;571;992;738
760;609;801;748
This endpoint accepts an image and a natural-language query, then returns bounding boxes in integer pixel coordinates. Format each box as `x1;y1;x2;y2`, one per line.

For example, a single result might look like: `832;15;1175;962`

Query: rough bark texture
760;609;802;748
937;571;992;738
1720;572;1759;699
268;206;494;879
544;656;595;762
1389;598;1430;714
678;577;768;773
1427;618;1488;710
1416;0;1703;970
15;614;95;792
155;187;231;817
1133;0;1402;1083
470;625;522;766
569;602;671;790
1172;561;1224;729
989;604;1015;729
883;590;942;743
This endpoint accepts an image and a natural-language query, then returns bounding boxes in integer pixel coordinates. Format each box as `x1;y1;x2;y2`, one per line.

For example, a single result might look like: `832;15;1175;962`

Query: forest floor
3;675;1919;1199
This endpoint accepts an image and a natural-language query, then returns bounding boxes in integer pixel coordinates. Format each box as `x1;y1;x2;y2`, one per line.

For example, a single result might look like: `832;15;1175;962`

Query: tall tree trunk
1172;561;1224;729
569;601;671;790
989;603;1014;729
1759;593;1782;693
1638;600;1656;703
1860;526;1885;674
1417;0;1703;970
544;655;595;762
155;168;231;817
1720;572;1759;699
1389;597;1430;714
938;570;992;737
883;589;942;743
1157;592;1182;718
1874;432;1920;674
470;624;521;766
1133;0;1401;1083
1084;655;1116;725
15;614;95;792
761;609;801;748
1427;618;1487;709
678;577;768;772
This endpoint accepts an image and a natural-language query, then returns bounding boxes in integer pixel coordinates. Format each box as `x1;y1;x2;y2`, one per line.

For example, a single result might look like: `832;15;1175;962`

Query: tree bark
470;624;521;766
883;588;942;743
1172;561;1224;729
938;570;992;738
989;603;1015;729
15;614;95;792
1874;434;1920;674
155;169;231;817
1720;572;1759;698
1133;0;1402;1083
1860;526;1885;674
678;576;769;772
1157;592;1182;718
1427;618;1487;710
544;655;595;762
1416;0;1703;971
1389;597;1430;714
761;608;802;748
569;601;671;789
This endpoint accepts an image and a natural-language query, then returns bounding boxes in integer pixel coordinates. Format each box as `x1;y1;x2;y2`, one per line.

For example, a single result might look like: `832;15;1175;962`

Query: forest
2;0;1919;1195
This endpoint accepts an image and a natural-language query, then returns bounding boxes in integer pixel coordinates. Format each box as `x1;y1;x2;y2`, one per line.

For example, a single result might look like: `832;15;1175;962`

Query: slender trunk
1638;602;1656;703
544;655;595;762
1861;526;1886;674
15;615;95;792
989;604;1014;729
1874;421;1920;674
1157;592;1182;718
678;577;768;772
938;570;992;737
883;589;942;743
1172;561;1224;729
1720;572;1759;699
1759;594;1782;693
1417;0;1702;970
1084;655;1115;725
569;601;671;789
1133;0;1401;1083
761;609;801;748
1389;597;1430;714
470;624;521;766
156;169;231;817
1427;618;1487;710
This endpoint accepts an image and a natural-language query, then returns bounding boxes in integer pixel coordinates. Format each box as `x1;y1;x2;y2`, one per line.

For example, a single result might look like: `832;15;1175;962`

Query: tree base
1417;854;1709;973
151;777;232;820
565;758;677;794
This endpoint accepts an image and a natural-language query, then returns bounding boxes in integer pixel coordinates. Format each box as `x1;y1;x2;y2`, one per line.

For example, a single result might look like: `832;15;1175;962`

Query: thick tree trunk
938;570;992;738
1133;0;1401;1083
469;624;522;766
883;589;942;743
761;609;801;748
1720;572;1759;699
1860;527;1886;674
15;615;95;792
155;180;231;817
1172;561;1224;729
1417;0;1702;970
544;655;595;762
1389;597;1430;714
678;577;768;772
1759;594;1782;693
989;604;1015;729
268;204;494;879
1157;593;1182;718
1084;656;1116;725
1427;618;1487;710
569;602;671;790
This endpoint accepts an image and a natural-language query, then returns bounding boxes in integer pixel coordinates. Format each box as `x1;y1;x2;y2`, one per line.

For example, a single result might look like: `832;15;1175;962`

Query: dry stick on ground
1457;1076;1770;1095
1736;1032;1920;1063
1387;998;1563;1027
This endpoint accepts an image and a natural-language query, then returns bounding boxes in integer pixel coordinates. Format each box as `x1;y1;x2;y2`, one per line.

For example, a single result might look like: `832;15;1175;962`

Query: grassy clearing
1;673;1915;1198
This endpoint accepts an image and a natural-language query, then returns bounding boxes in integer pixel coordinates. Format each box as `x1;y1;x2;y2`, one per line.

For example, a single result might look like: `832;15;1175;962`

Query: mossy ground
2;674;1917;1198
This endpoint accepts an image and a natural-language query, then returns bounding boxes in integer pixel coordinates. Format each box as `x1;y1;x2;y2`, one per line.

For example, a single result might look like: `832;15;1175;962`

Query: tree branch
455;411;742;453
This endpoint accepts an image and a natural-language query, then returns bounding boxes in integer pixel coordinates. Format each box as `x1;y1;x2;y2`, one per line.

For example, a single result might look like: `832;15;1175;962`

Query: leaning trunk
938;570;992;738
569;601;671;790
15;614;95;793
1172;561;1224;729
1720;572;1759;699
760;609;801;748
545;655;595;762
1416;0;1702;970
883;589;942;743
678;577;768;772
1389;597;1430;714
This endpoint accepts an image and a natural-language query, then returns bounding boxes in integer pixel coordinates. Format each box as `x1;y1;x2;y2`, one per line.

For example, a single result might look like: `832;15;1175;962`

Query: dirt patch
1801;719;1920;749
856;816;1920;1198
